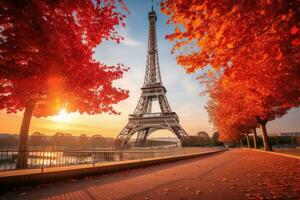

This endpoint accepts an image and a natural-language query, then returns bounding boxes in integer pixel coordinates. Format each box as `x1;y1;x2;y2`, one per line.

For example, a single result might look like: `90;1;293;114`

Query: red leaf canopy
0;0;129;117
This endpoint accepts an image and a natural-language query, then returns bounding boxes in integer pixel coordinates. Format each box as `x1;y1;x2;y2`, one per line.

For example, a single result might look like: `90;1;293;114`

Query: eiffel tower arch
116;8;188;147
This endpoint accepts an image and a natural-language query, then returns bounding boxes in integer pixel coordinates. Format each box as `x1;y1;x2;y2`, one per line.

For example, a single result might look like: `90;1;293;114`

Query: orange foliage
162;0;300;147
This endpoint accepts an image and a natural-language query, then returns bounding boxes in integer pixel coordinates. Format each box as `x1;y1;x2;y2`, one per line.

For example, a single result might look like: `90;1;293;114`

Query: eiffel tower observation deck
116;7;188;147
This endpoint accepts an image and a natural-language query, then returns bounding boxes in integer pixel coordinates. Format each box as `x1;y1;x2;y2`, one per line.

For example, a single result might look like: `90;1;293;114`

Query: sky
1;0;300;138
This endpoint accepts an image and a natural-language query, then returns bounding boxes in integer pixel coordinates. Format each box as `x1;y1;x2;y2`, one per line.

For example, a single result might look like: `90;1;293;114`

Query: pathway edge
0;149;227;190
245;148;300;160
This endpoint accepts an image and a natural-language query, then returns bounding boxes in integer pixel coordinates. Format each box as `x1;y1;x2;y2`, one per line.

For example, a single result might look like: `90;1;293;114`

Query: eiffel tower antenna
151;0;158;12
151;0;154;11
116;6;188;147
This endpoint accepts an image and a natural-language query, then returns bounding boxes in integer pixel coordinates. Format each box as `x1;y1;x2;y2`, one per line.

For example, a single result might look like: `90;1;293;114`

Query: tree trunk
240;139;243;147
16;100;35;169
252;128;258;149
258;122;272;151
291;135;295;148
275;136;279;148
245;134;251;148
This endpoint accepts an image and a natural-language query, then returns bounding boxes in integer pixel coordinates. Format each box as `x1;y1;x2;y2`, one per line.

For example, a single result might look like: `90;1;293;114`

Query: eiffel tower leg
171;124;188;138
134;129;149;147
161;118;188;145
116;122;139;147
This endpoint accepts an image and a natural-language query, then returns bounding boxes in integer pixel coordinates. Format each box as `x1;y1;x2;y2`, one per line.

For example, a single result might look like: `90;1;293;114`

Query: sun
51;109;73;122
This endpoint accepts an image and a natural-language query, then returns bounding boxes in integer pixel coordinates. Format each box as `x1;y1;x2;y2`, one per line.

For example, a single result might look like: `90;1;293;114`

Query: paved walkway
1;149;300;200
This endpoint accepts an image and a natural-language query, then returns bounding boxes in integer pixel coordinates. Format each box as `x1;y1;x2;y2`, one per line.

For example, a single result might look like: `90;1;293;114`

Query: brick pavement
1;149;300;200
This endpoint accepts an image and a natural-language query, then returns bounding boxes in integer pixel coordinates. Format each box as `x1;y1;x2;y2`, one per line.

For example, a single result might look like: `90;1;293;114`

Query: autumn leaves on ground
2;150;300;200
0;0;299;199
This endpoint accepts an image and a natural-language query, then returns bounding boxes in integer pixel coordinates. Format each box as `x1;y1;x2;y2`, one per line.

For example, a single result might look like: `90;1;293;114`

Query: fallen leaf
196;190;202;195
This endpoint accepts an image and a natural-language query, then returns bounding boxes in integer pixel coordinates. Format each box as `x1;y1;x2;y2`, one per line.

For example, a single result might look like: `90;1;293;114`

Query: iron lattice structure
116;9;188;147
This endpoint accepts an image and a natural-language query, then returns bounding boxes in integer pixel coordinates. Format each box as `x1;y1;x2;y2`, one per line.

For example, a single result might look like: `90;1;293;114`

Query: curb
243;148;300;160
0;149;227;190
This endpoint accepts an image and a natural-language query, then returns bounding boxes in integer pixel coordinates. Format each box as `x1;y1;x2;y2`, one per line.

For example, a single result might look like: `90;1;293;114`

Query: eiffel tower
116;8;188;147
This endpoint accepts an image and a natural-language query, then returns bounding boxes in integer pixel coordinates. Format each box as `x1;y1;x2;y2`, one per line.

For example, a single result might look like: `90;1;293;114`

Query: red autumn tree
207;49;300;150
205;52;299;151
205;77;255;145
0;0;129;168
162;0;300;151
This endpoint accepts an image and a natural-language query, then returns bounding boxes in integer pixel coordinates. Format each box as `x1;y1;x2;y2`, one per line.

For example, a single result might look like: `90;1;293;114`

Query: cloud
181;77;200;95
119;27;142;46
122;35;142;46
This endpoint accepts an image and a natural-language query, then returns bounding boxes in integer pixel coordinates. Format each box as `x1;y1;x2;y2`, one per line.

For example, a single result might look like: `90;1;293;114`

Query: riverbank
0;148;226;190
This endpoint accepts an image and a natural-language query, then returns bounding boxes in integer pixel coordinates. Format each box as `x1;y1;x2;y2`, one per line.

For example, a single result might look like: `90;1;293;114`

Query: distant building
196;131;210;138
269;132;300;136
0;133;18;139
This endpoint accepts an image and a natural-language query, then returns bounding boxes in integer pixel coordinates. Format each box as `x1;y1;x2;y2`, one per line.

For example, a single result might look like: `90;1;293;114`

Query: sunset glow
51;109;73;122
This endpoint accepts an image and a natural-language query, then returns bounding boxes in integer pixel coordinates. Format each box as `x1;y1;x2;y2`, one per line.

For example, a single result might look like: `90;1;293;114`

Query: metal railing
0;147;223;172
